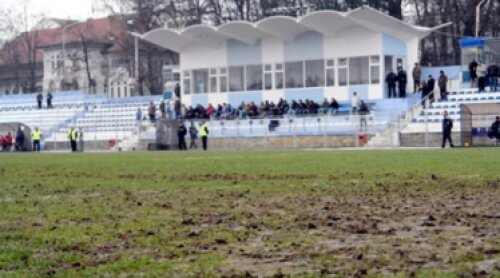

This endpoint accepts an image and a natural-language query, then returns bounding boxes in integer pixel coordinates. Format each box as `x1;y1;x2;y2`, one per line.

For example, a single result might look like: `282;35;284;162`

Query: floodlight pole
475;0;490;37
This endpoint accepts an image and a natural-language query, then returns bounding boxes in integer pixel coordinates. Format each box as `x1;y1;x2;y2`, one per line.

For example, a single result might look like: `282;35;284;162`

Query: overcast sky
1;0;103;21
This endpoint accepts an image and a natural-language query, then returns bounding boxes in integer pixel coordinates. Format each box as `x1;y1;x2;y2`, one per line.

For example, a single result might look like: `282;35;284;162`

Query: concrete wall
400;132;462;147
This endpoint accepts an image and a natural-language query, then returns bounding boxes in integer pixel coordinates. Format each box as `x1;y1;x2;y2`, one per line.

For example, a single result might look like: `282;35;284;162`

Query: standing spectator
351;92;359;114
427;75;436;104
487;63;499;92
420;81;430;108
412;63;422;93
32;127;42;152
177;121;187;151
47;92;53;109
199;121;209;151
78;128;84;152
469;60;478;88
488;116;500;141
442;111;454;148
477;62;487;92
174;99;182;120
174;83;181;99
148;102;157;123
159;101;166;118
36;92;43;109
68;127;78;152
359;100;370;131
397;67;407;98
136;108;142;123
385;71;397;98
4;132;13;152
165;101;172;119
189;121;198;149
438;70;449;100
0;135;4;152
15;127;25;151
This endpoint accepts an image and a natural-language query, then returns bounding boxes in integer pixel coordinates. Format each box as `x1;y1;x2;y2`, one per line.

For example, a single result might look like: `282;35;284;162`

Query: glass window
183;79;191;95
384;56;393;75
246;65;263;91
193;69;208;94
183;70;191;77
117;87;121;98
305;60;325;87
220;68;227;75
220;76;228;93
339;68;347;86
210;68;217;75
370;56;380;64
349;57;369;85
210;76;218;93
338;58;347;66
229;66;244;92
370;66;380;84
264;73;273;90
326;59;334;67
275;72;283;89
285;61;304;89
275;63;283;71
265;64;272;71
326;68;335;87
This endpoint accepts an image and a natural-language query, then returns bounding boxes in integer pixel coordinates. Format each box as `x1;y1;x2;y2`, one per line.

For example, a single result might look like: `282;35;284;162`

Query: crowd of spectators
151;98;342;121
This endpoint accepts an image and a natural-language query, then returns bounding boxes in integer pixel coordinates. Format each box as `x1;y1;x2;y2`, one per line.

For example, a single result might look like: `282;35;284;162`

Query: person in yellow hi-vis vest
32;127;42;152
199;121;209;151
68;127;78;152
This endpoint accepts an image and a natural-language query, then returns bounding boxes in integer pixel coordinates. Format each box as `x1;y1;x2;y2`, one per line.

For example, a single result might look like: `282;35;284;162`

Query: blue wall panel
227;39;262;66
284;31;323;62
190;94;209;107
228;92;262;107
382;33;406;56
284;88;325;103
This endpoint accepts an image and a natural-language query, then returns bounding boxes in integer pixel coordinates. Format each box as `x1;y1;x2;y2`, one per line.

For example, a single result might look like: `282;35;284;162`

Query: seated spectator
488;116;500;140
319;98;329;114
206;104;215;119
329;98;339;115
4;132;13;152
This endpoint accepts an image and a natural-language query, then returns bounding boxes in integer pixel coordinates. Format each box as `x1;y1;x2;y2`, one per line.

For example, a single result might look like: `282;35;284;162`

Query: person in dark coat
427;75;436;103
487;64;499;92
177;121;187;151
174;83;181;98
358;100;370;131
488;116;500;140
442;111;454;148
397;67;407;98
174;99;181;120
47;92;53;109
385;71;397;98
159;101;166;118
36;92;43;109
438;70;448;100
189;121;198;149
469;60;478;88
15;127;25;151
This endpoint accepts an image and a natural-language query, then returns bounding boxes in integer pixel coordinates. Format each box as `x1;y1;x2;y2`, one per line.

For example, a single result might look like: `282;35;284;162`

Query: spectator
15;127;25;151
189;121;198;149
0;135;4;152
442;111;454;148
420;81;430;108
206;103;215;119
177;121;187;151
427;75;436;104
199;121;209;151
136;108;143;123
397;67;407;98
148;102;157;123
438;70;449;100
487;116;500;142
47;92;53;109
412;63;422;93
351;92;359;114
4;132;13;152
78;128;84;152
359;100;370;131
174;83;181;98
469;60;478;88
159;101;166;118
174;99;181;120
165;101;172;118
36;92;43;109
477;62;487;92
32;127;42;152
487;63;499;92
319;98;329;114
385;71;397;98
329;98;339;115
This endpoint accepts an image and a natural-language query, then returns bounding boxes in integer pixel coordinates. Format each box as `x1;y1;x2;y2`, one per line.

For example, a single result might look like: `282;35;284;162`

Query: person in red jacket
4;132;13;152
0;135;4;152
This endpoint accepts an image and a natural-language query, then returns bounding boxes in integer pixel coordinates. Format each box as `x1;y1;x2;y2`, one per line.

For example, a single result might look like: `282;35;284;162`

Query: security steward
200;121;209;151
177;121;187;151
32;127;42;152
68;127;78;152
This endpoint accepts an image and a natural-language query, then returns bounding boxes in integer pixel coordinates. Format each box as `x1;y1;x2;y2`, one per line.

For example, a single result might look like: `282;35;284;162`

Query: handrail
399;91;436;129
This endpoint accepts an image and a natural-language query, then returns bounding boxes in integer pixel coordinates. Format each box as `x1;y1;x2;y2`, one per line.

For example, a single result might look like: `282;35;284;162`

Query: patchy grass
0;149;499;277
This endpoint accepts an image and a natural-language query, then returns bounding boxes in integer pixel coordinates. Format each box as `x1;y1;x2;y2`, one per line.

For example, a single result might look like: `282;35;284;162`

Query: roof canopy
135;6;451;52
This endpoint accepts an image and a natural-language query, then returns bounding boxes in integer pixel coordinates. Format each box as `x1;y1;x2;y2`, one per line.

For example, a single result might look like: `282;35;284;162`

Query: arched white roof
134;6;451;52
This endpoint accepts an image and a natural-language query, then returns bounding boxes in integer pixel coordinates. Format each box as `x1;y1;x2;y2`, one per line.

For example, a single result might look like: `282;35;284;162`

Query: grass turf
0;149;499;277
